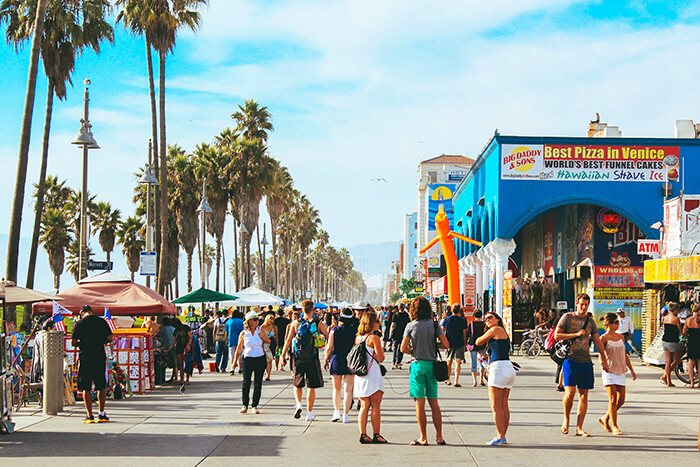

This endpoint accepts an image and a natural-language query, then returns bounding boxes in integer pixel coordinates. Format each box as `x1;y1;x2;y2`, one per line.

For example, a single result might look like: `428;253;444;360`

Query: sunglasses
485;316;495;321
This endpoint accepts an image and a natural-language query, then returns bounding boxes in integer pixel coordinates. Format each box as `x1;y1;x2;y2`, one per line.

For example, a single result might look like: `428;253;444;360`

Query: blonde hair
264;314;274;327
358;311;377;336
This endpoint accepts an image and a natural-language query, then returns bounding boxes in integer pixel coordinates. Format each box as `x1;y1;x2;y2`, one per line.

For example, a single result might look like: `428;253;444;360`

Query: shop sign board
428;184;455;231
503;307;513;339
501;143;679;182
594;266;644;288
502;270;513;307
637;239;660;256
663;195;700;257
644;255;700;283
139;251;157;276
430;276;447;297
557;301;568;310
463;275;476;308
593;287;644;299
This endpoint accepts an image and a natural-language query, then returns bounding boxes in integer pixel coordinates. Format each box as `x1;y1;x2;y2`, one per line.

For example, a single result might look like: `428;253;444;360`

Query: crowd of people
66;290;698;448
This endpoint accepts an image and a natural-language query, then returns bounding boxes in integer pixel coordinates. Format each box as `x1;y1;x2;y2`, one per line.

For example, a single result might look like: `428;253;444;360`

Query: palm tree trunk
221;244;226;294
174;275;179;299
26;82;54;289
256;226;262;287
271;224;278;293
156;51;168;295
6;0;48;290
196;234;201;287
54;273;59;291
215;236;221;291
186;250;193;292
233;217;239;291
147;39;161;265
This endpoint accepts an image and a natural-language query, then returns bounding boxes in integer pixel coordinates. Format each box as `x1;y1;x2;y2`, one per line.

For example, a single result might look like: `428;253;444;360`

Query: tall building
416;154;475;273
402;212;418;279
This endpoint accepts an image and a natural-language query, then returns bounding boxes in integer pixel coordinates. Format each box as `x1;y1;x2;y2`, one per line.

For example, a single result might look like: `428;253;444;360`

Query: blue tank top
332;324;356;358
489;338;510;363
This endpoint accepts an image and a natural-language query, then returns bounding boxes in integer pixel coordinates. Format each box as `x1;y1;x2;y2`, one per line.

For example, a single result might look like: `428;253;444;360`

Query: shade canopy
314;302;329;309
33;274;174;316
172;287;238;304
219;286;285;307
0;281;62;306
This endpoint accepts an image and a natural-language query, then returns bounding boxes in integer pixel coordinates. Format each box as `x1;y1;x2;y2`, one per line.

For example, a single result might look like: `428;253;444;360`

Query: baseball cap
616;308;624;314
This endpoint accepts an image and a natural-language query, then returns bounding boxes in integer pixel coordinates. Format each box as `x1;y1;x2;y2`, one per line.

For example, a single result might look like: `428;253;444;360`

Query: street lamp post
71;78;99;281
138;140;159;288
197;177;213;288
261;224;269;290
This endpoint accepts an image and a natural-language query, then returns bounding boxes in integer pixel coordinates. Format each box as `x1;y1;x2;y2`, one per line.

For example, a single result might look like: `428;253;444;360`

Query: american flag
51;301;66;332
103;308;117;332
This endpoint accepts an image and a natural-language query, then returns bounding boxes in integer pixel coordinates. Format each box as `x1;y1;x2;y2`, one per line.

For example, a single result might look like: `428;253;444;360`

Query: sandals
436;439;447;445
575;429;590;437
372;433;388;444
359;434;373;444
445;381;452;386
561;425;569;435
410;439;429;446
454;383;462;388
598;417;611;433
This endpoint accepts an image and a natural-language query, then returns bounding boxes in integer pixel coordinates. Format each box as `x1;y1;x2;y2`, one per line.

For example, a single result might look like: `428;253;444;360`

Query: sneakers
486;437;507;446
293;407;302;419
342;414;350;424
97;414;110;423
305;412;315;421
252;407;260;415
82;415;95;424
240;406;248;413
330;410;341;422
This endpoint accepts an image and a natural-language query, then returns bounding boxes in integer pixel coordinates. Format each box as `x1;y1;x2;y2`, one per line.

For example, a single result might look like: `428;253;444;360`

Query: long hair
263;314;274;327
358;311;377;336
485;312;503;328
599;312;617;326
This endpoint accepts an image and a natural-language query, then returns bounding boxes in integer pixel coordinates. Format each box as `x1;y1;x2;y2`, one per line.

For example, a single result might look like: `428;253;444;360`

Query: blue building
451;127;700;349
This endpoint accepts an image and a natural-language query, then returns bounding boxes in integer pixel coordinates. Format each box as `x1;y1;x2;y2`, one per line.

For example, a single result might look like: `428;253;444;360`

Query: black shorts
293;358;323;389
77;358;107;391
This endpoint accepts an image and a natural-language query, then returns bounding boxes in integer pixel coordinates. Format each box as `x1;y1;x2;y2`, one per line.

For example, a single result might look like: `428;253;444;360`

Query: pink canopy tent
32;272;175;316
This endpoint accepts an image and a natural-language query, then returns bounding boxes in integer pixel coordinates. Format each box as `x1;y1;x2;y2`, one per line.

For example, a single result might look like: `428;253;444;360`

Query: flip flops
410;440;429;446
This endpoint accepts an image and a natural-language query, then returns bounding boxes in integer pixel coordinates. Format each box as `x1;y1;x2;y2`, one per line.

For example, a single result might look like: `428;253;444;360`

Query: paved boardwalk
2;355;699;466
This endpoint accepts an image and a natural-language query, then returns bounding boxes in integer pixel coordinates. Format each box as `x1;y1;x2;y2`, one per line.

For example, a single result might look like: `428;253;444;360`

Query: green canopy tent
172;287;238;304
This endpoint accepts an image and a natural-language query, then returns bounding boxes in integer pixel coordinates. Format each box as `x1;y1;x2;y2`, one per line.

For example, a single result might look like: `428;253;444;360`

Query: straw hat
244;310;260;321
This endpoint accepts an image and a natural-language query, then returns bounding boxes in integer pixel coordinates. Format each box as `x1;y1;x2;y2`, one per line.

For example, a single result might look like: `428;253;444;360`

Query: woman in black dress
683;304;700;388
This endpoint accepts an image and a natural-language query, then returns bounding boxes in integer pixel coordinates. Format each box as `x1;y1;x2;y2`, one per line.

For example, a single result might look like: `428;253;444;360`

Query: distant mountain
348;241;401;284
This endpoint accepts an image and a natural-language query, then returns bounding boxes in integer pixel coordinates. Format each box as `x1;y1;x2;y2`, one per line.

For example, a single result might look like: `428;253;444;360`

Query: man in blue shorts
555;293;609;437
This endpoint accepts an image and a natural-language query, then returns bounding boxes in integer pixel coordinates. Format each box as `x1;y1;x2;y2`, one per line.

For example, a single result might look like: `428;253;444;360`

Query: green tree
169;150;199;292
38;207;71;290
0;0;48;296
231;99;274;142
92;201;122;262
117;216;145;280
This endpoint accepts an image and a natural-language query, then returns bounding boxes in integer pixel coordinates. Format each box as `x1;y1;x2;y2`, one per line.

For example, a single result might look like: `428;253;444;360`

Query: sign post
140;251;157;276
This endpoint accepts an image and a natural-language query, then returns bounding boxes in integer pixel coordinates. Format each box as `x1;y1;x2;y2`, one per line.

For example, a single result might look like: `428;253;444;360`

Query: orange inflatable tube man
420;207;482;306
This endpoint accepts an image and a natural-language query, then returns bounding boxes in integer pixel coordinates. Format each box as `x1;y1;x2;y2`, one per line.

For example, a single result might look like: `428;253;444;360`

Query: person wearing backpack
281;299;329;421
466;310;487;387
554;293;609;437
213;311;229;372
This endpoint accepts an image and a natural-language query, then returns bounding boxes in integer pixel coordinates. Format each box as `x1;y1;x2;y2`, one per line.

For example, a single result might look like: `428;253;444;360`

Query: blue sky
2;0;700;292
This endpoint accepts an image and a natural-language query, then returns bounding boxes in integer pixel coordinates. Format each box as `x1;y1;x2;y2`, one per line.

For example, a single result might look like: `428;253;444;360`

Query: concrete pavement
1;353;699;466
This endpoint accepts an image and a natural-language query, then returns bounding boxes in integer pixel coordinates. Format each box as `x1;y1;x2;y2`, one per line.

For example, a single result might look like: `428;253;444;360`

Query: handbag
433;322;449;382
553;315;590;361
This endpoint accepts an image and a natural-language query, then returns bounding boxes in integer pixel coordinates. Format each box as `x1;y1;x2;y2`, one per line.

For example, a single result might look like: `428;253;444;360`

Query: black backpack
347;337;369;376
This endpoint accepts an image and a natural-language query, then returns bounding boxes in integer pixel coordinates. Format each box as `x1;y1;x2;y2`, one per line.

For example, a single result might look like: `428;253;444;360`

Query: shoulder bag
433;322;448;382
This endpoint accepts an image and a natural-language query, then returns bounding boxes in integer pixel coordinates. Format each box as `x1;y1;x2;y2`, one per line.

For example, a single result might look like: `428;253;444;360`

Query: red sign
463;275;476;307
430;276;447;297
594;266;644;288
637;239;660;255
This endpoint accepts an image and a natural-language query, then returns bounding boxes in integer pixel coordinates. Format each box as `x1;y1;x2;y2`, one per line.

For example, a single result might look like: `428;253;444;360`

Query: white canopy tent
220;286;285;307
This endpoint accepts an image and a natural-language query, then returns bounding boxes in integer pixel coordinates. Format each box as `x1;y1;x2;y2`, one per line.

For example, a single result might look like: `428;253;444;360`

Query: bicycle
520;328;548;358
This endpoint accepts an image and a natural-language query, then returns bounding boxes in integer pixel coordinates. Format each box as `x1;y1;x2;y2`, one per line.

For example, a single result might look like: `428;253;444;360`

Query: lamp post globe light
197;177;213;288
138;140;159;287
71;78;99;281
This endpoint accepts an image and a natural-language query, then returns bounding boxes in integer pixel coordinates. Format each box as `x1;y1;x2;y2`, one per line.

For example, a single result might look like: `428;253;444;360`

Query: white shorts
601;371;626;387
488;360;516;389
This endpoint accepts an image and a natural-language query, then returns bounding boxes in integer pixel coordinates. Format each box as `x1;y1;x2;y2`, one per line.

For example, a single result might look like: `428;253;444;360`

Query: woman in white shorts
598;312;637;435
475;312;516;446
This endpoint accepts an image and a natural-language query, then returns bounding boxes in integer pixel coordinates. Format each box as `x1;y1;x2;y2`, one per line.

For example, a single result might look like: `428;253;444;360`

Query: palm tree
231;99;274;141
36;175;71;211
0;0;48;290
169;150;198;292
9;0;113;289
266;160;293;292
224;138;274;287
66;239;93;282
193;142;229;291
117;216;145;280
38;208;71;290
92;202;121;262
140;0;206;295
203;243;215;287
